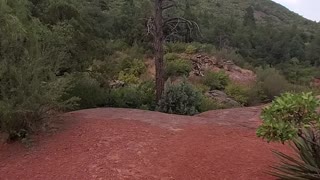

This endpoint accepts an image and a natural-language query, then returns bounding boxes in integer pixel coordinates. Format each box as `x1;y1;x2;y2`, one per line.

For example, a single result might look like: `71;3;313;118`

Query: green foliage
193;83;210;94
0;0;78;139
270;129;320;180
198;97;222;112
165;42;188;53
203;71;230;90
225;84;250;105
118;58;146;84
108;81;155;110
158;80;202;115
165;58;192;78
257;93;320;179
164;53;180;61
257;92;320;143
66;74;108;109
185;45;197;54
255;67;291;102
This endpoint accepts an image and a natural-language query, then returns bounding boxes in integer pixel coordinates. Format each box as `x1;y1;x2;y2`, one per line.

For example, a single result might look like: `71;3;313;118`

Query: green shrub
216;49;246;67
165;58;192;77
256;92;320;179
185;45;197;54
165;42;187;53
193;83;210;94
66;74;108;109
198;97;222;112
225;84;250;105
255;67;291;102
118;58;146;84
203;71;230;90
108;81;155;110
0;61;78;139
164;53;180;62
257;92;320;143
118;71;140;84
157;80;202;115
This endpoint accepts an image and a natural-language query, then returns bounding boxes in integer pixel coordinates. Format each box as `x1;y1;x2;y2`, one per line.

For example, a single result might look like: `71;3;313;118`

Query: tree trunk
154;0;165;102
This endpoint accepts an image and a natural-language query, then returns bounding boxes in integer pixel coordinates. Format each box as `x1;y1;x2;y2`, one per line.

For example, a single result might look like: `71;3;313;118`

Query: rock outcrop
185;54;256;85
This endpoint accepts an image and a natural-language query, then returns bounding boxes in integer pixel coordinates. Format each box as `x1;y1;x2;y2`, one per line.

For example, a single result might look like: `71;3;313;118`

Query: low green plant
157;80;202;115
165;42;188;53
193;83;210;94
257;92;320;143
0;60;78;139
255;67;291;102
164;53;180;62
66;74;108;109
257;92;320;179
203;71;230;90
198;97;222;112
165;58;192;78
108;81;155;110
185;45;197;54
118;71;140;84
225;84;250;105
118;58;146;84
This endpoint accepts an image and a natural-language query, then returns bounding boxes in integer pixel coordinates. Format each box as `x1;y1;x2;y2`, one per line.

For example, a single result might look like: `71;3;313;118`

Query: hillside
185;0;319;32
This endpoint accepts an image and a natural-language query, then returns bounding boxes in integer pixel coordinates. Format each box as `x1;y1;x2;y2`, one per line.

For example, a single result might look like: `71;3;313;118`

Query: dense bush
225;84;250;105
254;67;291;102
203;71;230;90
0;60;78;139
157;80;202;115
198;97;222;112
118;58;146;84
165;58;192;78
164;53;180;61
165;42;188;53
108;81;156;110
257;92;320;179
185;45;197;54
66;74;108;109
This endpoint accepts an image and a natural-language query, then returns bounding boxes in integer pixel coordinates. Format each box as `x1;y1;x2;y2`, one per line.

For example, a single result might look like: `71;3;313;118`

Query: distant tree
148;0;199;101
243;6;256;27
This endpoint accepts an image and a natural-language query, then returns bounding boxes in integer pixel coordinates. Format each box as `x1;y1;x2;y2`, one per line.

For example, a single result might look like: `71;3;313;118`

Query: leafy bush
118;71;140;84
157;80;202;115
165;42;188;53
257;92;320;143
66;74;108;109
185;45;197;54
165;58;192;77
164;53;180;61
257;92;320;179
198;97;222;112
0;60;78;139
118;58;146;84
108;81;155;110
255;67;291;102
193;83;210;94
203;71;230;90
225;84;250;105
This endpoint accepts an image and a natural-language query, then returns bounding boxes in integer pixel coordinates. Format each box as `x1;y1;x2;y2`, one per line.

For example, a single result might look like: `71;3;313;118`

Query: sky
272;0;320;22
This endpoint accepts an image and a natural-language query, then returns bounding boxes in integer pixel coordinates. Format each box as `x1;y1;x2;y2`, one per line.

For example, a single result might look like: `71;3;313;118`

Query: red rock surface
0;107;290;180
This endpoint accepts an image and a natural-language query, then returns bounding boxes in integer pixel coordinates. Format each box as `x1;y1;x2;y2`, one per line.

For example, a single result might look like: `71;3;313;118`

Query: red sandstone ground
0;107;291;180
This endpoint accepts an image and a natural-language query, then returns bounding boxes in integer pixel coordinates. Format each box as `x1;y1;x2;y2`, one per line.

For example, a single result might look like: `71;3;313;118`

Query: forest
1;0;320;138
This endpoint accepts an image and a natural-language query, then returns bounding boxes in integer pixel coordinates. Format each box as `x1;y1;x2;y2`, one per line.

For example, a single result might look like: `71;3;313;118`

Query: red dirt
0;107;291;180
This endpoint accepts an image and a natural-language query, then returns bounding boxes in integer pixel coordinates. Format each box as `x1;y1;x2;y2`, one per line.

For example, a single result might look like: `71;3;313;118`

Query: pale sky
273;0;320;22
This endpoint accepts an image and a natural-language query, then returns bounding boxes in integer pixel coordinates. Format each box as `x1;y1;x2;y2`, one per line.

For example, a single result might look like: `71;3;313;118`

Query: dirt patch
0;107;289;179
